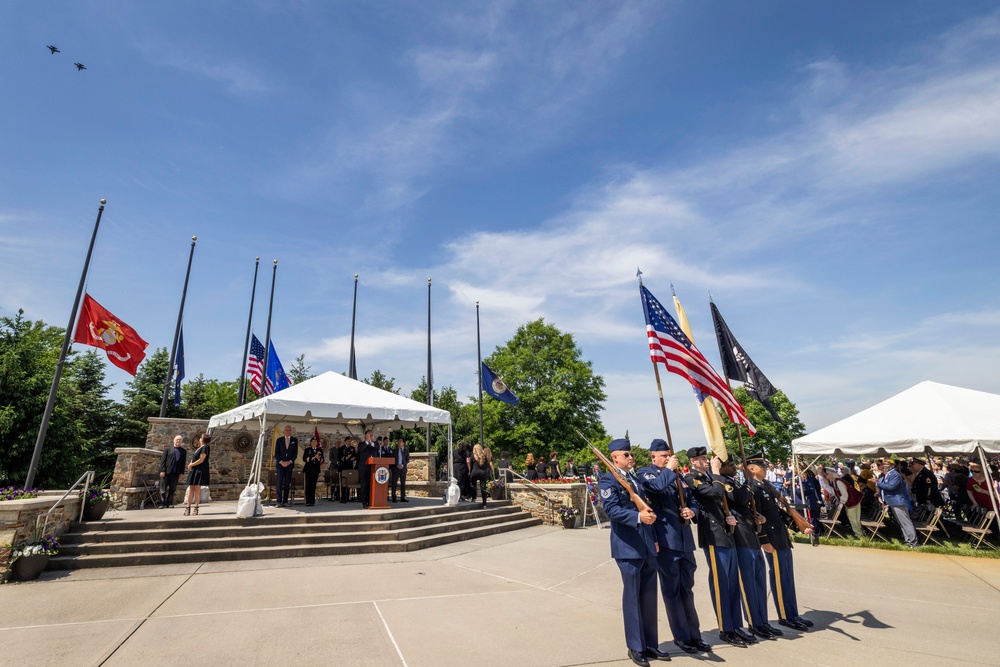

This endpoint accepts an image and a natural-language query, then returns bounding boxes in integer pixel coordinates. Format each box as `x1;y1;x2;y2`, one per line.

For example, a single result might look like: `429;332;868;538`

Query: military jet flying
47;45;60;54
75;62;86;71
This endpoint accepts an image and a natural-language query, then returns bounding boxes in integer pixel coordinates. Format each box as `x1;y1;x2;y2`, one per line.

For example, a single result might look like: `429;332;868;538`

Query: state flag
482;362;519;405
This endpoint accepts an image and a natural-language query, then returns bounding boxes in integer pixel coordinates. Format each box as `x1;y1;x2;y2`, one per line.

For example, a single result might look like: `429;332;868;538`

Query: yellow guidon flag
673;294;728;462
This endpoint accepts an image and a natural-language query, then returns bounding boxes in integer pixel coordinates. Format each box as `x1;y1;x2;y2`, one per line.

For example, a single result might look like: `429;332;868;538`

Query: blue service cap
649;439;670;452
608;438;631;453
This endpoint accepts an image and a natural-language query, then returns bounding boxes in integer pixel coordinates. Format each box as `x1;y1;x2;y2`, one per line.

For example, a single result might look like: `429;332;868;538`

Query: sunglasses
619;452;634;458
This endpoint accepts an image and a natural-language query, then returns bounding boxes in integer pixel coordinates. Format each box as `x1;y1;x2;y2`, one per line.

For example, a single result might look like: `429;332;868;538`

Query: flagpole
638;269;689;522
261;259;277;395
426;277;433;452
477;301;484;450
237;257;260;406
25;199;106;488
709;294;758;522
160;237;197;417
348;274;358;380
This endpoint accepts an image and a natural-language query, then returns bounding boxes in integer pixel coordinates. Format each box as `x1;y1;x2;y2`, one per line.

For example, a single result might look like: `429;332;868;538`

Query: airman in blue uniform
599;438;669;666
637;439;711;655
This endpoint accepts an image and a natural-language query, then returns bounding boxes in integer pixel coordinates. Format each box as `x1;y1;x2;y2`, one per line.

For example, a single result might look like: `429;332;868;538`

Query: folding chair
340;469;360;502
963;510;997;550
861;505;891;542
914;506;945;547
139;473;163;510
819;502;846;538
325;469;340;501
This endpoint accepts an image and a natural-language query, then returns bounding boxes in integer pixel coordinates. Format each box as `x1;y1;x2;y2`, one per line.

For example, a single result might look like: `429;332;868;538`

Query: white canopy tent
207;371;454;515
792;381;1000;515
792;381;1000;457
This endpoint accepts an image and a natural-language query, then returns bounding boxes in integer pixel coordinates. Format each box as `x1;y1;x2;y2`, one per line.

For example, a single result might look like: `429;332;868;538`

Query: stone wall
1;495;82;584
507;482;588;525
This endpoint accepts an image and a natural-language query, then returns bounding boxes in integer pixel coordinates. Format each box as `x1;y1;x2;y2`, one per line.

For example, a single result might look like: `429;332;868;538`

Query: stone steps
49;503;541;569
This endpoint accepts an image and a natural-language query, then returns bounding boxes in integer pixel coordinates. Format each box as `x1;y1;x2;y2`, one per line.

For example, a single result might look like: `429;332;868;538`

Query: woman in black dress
184;433;211;516
302;437;324;506
469;444;491;508
453;442;471;500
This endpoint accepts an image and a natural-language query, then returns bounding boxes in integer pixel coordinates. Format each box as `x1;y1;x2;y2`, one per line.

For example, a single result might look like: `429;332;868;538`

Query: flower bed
0;487;42;501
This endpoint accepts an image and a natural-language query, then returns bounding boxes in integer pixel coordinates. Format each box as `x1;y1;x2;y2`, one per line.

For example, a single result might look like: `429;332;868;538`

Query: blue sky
3;2;999;450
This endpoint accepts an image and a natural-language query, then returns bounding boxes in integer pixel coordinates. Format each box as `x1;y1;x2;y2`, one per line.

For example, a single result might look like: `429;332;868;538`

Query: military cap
746;451;768;466
649;438;670;452
608;438;632;452
911;458;927;467
686;446;708;459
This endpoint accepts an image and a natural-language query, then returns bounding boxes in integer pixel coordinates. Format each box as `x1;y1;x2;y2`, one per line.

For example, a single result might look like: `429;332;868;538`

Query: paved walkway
2;524;998;666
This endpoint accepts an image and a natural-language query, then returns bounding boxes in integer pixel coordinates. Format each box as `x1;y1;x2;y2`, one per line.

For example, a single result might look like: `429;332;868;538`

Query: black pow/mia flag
710;302;782;424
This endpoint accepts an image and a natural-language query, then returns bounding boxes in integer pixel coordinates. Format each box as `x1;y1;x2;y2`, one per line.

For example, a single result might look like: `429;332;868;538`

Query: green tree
66;350;117;477
110;347;178;447
476;319;607;468
181;375;239;420
409;378;474;470
363;369;398;394
0;310;88;487
719;387;806;464
288;354;313;384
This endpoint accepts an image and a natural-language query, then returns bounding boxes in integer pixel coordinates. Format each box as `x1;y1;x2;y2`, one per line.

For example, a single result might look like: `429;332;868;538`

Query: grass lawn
791;532;999;558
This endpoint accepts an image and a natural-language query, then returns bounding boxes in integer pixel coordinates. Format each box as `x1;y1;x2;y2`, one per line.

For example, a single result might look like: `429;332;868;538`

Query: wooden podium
367;457;394;509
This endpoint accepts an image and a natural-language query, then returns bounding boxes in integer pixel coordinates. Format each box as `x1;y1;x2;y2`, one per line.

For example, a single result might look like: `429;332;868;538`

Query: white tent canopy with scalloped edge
791;381;1000;457
207;371;452;431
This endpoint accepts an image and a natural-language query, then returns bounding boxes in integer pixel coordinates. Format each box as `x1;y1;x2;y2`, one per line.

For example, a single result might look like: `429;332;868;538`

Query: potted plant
8;528;59;581
486;479;505;501
557;505;580;529
81;479;113;521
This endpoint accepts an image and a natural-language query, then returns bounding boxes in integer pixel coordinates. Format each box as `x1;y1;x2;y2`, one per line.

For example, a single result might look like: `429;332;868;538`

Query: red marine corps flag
73;293;149;375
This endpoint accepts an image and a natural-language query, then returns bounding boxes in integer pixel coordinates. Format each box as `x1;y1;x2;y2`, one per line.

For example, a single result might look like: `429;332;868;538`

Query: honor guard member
637;439;711;655
746;452;814;631
599;438;668;666
683;447;746;648
719;458;778;643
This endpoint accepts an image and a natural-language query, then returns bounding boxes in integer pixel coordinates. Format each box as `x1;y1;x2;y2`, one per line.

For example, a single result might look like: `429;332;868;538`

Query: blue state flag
173;328;185;407
482;362;518;405
266;340;292;394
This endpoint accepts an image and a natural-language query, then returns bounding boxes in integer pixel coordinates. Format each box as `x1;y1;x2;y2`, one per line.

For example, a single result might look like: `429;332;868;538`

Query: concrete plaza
1;522;998;666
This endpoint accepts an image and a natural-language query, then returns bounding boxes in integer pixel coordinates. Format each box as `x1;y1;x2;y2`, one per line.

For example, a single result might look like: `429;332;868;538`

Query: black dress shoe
718;632;747;648
643;647;671;661
691;639;712;652
673;640;697;654
400;498;408;502
795;616;814;627
778;618;807;631
763;623;784;636
750;626;776;641
627;648;650;666
733;628;758;645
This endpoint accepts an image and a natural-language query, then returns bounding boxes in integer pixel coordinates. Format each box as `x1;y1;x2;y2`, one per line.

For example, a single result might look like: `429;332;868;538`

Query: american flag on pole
641;284;755;436
246;334;272;395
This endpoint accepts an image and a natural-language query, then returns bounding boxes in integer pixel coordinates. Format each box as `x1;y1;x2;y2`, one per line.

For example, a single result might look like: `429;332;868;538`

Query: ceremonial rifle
576;430;651;513
762;478;814;534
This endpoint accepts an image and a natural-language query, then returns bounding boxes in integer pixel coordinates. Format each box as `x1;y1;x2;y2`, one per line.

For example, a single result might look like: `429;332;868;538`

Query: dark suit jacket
275;436;298;468
159;447;187;475
392;446;410;470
